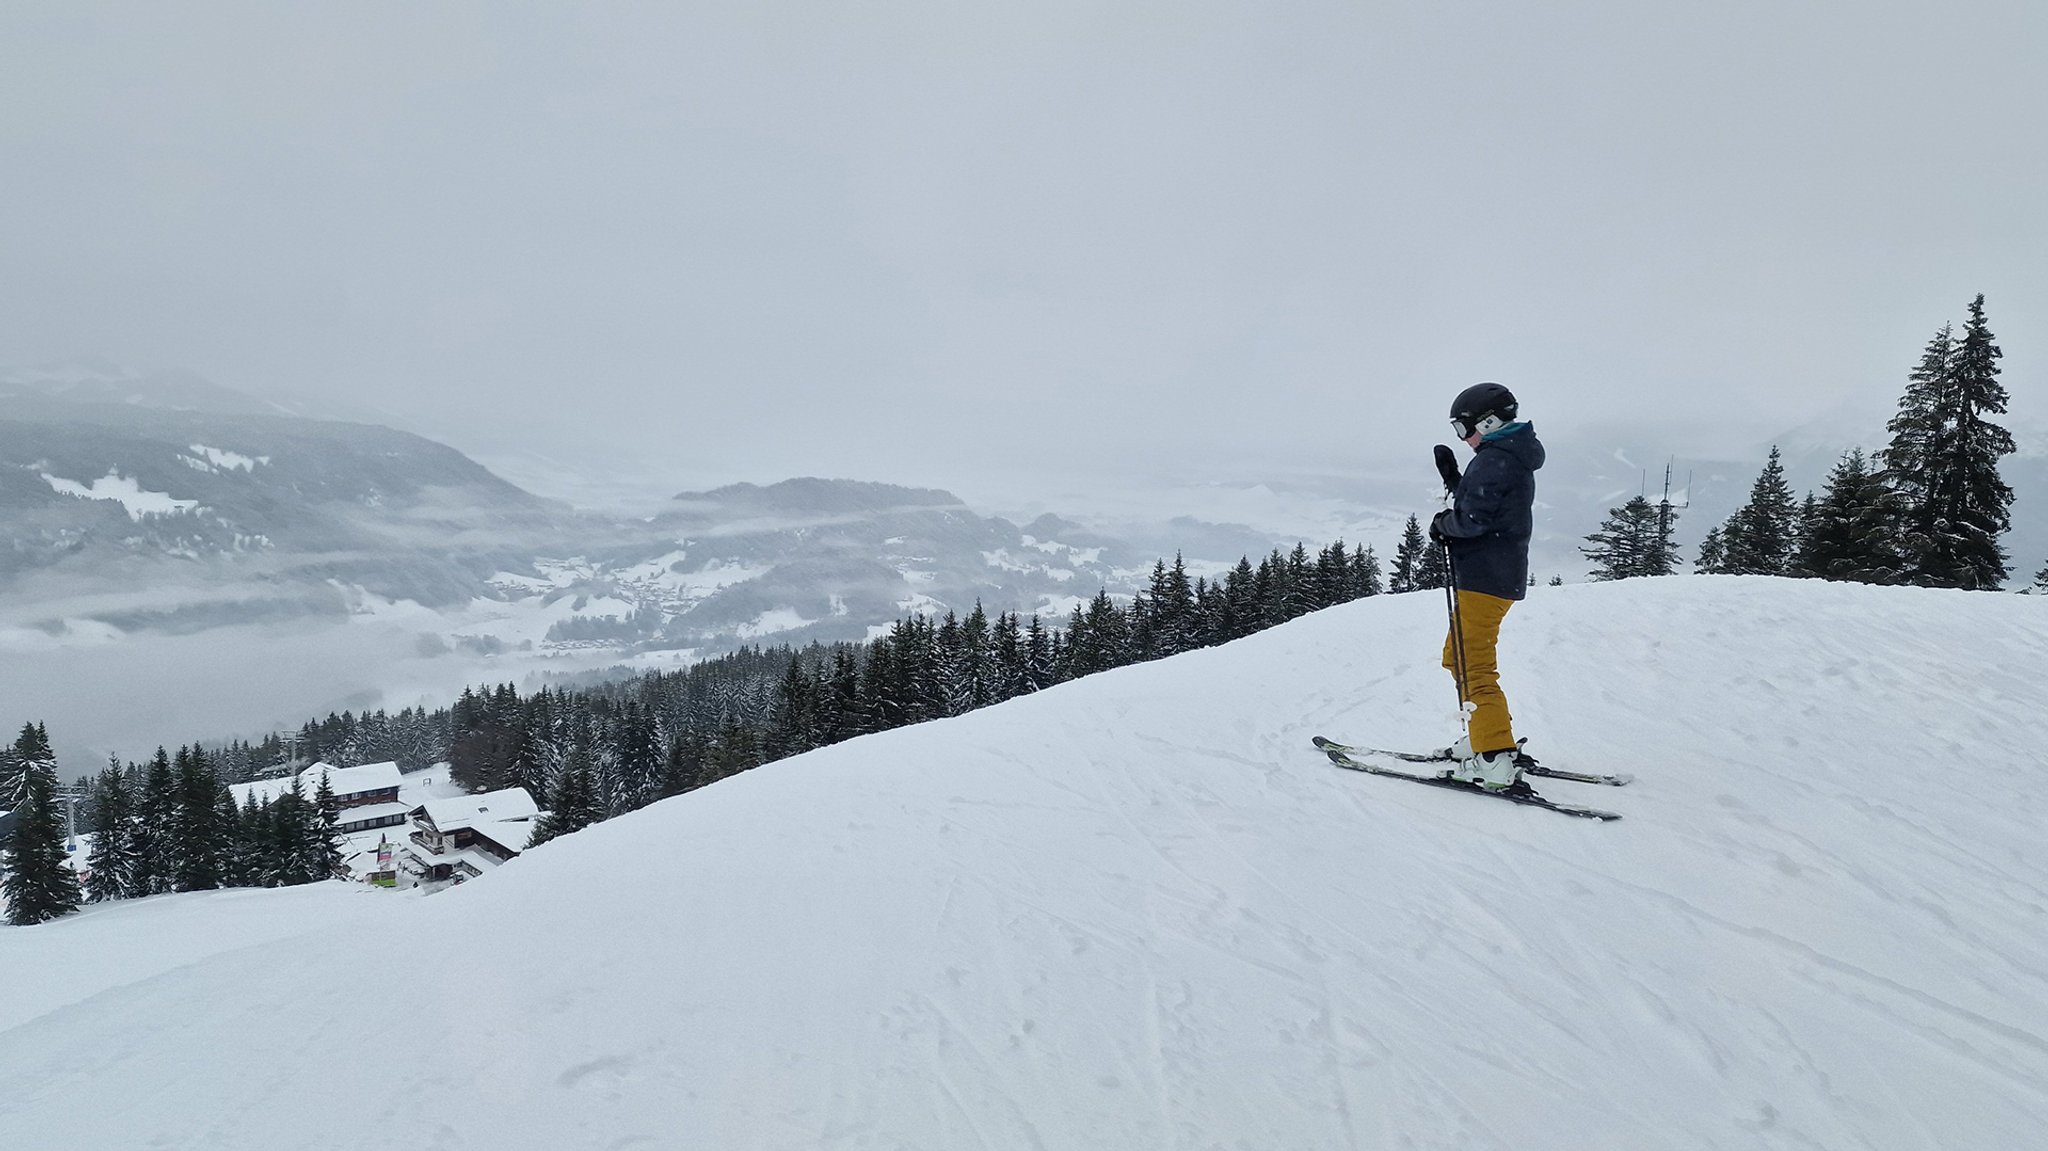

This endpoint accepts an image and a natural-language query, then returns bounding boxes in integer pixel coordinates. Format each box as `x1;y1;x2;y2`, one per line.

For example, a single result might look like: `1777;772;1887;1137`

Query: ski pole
1442;542;1475;733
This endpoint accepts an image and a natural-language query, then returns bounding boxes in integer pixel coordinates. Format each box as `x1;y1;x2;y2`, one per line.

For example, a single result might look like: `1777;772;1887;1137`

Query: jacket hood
1481;422;1545;471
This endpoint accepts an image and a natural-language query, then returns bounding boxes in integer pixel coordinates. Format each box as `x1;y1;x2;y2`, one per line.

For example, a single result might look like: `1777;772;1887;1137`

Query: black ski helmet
1449;382;1518;439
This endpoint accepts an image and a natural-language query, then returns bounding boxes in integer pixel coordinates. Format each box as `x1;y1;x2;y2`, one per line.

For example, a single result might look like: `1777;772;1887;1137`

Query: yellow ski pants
1441;589;1516;754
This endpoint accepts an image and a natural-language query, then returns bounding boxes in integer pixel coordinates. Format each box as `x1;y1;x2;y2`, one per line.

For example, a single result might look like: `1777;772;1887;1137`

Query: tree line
2;722;354;925
1584;294;2031;589
5;537;1407;922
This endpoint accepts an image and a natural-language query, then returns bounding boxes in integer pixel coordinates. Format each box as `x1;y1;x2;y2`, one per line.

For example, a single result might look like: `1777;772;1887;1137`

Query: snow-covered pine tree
934;611;974;717
1219;557;1256;641
529;746;606;848
130;748;177;896
988;615;1027;705
1416;539;1450;590
1898;294;2017;589
1023;614;1056;692
229;791;264;887
963;602;995;709
268;775;315;886
1280;544;1317;619
83;758;134;902
1352;544;1383;599
1880;323;1954;518
0;743;23;814
309;771;344;879
171;746;230;892
3;722;54;809
3;756;81;925
822;646;863;742
1582;495;1677;580
1146;556;1198;657
1312;543;1350;611
1695;525;1726;573
612;701;666;812
1795;449;1909;583
1391;516;1426;593
1714;447;1800;575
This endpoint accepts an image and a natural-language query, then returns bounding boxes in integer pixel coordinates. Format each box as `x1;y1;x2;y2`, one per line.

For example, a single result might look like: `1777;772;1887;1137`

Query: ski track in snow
3;576;2048;1149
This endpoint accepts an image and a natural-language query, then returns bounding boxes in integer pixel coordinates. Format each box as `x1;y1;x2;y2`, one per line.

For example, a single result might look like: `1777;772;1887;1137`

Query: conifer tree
1280;543;1317;619
171;746;229;891
3;760;81;925
84;759;135;902
1391;516;1426;593
1893;295;2017;588
1881;323;1954;515
989;615;1027;704
1713;447;1800;575
1220;557;1256;641
961;603;993;709
1695;525;1727;573
1352;545;1383;598
0;744;23;815
269;776;318;886
603;702;660;812
1795;449;1909;583
1022;615;1055;691
1145;555;1198;657
309;772;344;879
1582;495;1677;580
4;722;54;809
129;748;176;896
1312;543;1350;610
933;612;974;717
1416;539;1450;590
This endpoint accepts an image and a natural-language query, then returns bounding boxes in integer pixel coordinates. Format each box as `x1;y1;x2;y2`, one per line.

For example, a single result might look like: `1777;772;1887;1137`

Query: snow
417;788;539;833
0;884;405;1035
3;577;2047;1149
735;607;813;639
39;470;200;520
228;761;402;807
893;591;948;616
333;801;414;828
183;444;268;472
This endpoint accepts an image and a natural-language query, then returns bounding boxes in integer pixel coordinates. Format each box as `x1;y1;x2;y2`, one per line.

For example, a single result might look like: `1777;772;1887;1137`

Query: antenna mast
1657;459;1692;571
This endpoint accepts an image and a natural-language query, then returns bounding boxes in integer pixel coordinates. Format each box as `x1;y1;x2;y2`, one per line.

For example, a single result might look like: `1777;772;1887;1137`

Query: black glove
1433;444;1462;492
1429;509;1452;545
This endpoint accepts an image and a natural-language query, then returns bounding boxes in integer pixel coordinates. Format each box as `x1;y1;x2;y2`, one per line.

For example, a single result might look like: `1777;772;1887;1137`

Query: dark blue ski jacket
1437;422;1544;601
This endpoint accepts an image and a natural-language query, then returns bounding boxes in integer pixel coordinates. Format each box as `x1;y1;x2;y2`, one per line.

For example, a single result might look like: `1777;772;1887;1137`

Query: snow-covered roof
307;761;402;798
414;788;538;834
333;801;412;828
230;762;403;807
467;819;536;856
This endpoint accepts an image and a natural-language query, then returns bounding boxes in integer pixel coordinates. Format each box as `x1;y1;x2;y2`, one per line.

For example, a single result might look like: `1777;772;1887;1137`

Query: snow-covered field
3;576;2045;1149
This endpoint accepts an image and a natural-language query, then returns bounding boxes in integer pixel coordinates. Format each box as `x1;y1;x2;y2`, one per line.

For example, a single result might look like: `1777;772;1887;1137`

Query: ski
1312;740;1623;821
1310;735;1632;787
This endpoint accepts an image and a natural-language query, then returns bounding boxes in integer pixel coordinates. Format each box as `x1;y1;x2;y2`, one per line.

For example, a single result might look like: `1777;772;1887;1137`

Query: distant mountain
491;477;1176;655
0;362;290;417
0;369;592;629
1;369;1299;663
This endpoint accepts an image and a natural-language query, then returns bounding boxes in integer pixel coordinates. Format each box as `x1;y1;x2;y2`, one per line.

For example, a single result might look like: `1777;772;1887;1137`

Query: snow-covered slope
4;577;2046;1150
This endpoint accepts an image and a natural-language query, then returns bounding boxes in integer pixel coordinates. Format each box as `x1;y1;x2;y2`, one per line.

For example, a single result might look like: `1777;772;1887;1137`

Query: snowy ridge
3;577;2046;1149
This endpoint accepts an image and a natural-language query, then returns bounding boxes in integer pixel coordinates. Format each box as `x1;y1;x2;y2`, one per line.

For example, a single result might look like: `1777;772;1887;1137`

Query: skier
1429;382;1544;791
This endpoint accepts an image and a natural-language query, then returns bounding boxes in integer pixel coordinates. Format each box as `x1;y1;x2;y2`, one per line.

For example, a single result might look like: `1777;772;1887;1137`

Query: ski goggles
1450;412;1508;439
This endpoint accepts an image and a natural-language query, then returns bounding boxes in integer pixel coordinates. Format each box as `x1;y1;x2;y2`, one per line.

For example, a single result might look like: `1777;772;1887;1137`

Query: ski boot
1447;748;1524;792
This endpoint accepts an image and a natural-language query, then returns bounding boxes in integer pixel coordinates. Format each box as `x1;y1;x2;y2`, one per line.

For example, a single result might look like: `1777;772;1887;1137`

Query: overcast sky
3;2;2043;505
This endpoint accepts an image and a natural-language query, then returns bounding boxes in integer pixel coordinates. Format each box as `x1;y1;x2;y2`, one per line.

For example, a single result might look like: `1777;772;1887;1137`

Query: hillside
3;577;2045;1149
